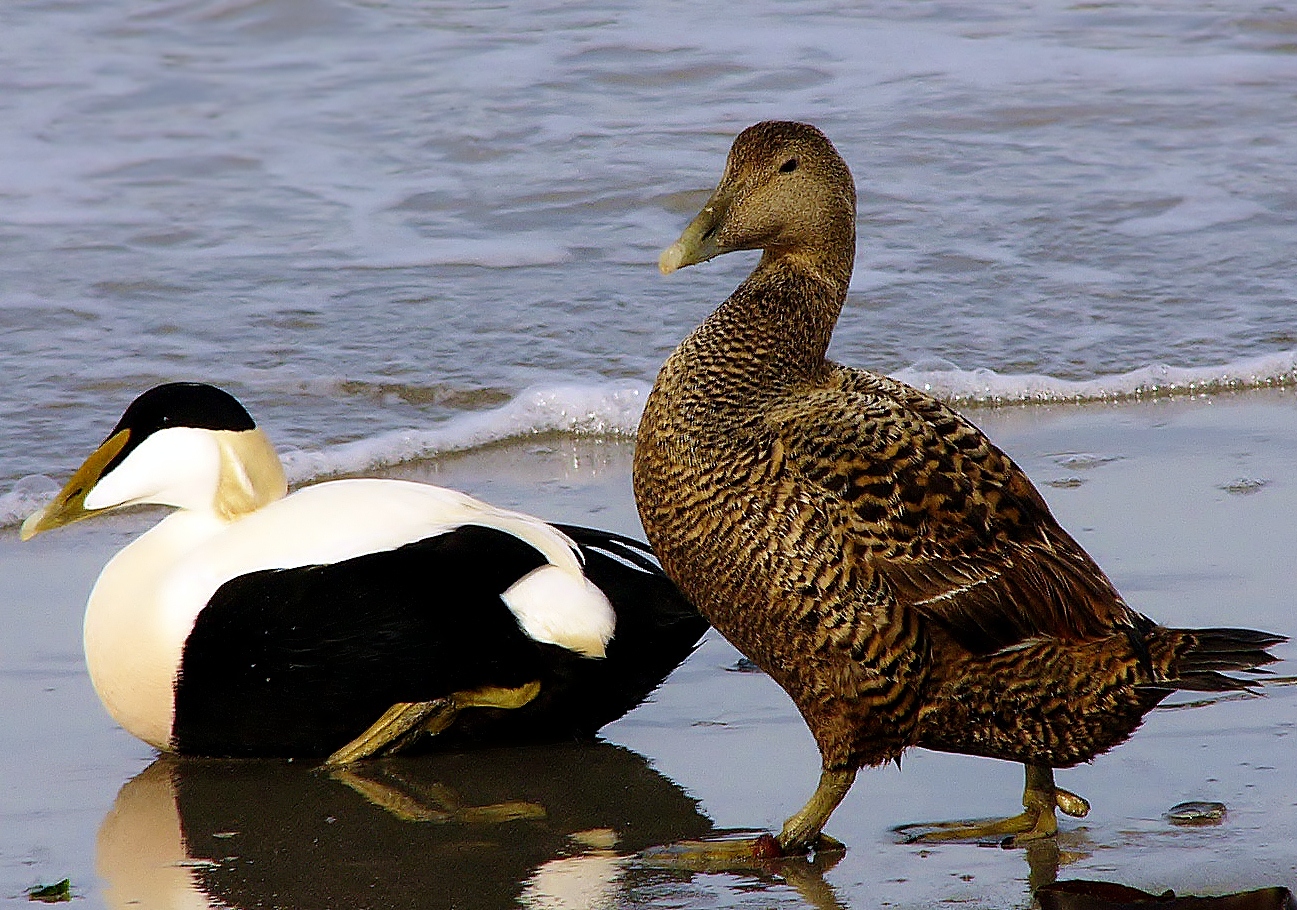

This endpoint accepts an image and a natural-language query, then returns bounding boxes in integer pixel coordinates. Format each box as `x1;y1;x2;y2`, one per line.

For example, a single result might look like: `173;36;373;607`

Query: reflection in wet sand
97;742;716;910
97;765;200;910
96;741;879;910
86;735;1297;910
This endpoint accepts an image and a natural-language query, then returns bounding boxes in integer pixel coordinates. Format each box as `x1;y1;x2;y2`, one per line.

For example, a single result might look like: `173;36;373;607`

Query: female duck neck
702;247;852;378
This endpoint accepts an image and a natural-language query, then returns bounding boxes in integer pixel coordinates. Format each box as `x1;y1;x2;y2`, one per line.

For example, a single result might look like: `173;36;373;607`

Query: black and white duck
24;382;707;761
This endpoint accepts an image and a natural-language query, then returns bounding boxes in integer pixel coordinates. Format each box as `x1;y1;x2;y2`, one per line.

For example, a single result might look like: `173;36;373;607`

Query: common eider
633;121;1284;858
24;382;706;761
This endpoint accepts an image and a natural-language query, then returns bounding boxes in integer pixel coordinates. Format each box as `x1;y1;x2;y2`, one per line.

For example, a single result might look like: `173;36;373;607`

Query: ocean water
3;0;1296;523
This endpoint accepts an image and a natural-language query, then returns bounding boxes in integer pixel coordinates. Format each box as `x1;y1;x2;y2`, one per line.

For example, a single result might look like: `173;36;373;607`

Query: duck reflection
104;745;1288;910
98;742;716;910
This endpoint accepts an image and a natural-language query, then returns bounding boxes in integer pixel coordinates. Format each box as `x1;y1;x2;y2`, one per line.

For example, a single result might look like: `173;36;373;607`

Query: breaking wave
4;351;1294;529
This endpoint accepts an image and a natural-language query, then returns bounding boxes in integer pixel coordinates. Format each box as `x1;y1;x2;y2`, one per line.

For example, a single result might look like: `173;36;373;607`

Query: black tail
1155;627;1287;693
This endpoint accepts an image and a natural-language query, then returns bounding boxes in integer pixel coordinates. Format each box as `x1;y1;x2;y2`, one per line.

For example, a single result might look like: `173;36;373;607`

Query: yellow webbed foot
639;768;855;871
894;805;1058;846
894;764;1085;847
323;680;542;766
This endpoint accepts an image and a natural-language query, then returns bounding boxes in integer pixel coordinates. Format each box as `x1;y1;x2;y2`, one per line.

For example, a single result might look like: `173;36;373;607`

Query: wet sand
1;390;1294;908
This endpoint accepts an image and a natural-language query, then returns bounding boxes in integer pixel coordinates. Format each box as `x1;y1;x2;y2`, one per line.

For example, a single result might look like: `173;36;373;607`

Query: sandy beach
2;389;1294;909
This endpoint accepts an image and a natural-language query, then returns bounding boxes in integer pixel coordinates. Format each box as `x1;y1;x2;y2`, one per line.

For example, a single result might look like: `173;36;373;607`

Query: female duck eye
779;158;799;173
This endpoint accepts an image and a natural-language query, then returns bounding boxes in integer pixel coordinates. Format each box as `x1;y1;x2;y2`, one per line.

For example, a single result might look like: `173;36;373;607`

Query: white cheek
85;427;222;512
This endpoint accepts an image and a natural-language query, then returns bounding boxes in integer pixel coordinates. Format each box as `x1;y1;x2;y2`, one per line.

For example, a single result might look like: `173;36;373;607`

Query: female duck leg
642;767;857;867
323;680;542;766
895;764;1090;845
776;768;857;853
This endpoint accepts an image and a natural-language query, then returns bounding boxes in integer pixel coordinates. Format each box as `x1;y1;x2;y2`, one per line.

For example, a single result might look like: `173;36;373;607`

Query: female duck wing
765;365;1144;654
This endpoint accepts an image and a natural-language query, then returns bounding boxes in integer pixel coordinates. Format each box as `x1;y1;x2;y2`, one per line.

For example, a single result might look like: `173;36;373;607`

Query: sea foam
276;382;648;483
894;350;1297;406
4;353;1295;530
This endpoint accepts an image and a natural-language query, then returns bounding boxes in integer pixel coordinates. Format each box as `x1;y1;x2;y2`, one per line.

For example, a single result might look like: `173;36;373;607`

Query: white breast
84;510;227;750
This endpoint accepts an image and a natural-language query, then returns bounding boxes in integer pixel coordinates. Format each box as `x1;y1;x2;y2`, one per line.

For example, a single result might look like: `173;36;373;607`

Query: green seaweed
26;879;72;903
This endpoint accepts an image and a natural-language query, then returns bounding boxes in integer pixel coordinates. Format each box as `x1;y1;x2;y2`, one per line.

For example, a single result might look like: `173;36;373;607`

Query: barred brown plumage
633;120;1285;862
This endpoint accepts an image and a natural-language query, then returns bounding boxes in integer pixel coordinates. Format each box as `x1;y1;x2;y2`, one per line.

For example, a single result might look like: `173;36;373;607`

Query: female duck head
22;383;287;539
659;121;857;278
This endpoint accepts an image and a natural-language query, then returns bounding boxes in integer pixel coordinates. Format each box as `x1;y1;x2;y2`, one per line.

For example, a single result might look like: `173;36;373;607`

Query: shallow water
3;394;1296;908
3;0;1297;519
3;1;1297;906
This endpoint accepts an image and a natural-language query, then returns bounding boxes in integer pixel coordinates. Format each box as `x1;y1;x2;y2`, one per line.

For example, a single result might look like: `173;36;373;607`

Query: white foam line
277;382;648;483
894;350;1297;407
6;353;1296;529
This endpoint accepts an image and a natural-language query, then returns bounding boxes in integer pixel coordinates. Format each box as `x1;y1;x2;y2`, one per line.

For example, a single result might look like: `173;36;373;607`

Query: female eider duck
23;382;706;761
634;121;1284;859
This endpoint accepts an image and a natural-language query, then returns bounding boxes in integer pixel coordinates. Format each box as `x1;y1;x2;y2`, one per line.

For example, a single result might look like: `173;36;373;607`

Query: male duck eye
779;158;799;173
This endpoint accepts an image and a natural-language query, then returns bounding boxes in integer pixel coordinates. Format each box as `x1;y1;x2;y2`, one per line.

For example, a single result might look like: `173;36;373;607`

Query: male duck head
22;382;287;539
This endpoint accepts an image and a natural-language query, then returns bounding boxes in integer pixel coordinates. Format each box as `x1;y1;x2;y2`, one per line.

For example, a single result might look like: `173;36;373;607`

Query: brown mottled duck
633;120;1285;861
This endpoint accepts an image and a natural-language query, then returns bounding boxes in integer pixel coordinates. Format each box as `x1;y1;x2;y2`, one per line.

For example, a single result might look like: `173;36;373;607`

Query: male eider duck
633;121;1285;859
24;382;706;761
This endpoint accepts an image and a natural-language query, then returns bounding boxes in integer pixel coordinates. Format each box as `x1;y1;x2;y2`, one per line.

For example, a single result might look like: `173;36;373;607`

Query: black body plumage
174;525;705;757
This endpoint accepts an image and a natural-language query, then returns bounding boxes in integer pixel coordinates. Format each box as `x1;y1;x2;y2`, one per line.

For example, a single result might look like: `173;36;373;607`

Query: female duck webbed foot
323;680;542;766
639;768;855;871
894;765;1089;847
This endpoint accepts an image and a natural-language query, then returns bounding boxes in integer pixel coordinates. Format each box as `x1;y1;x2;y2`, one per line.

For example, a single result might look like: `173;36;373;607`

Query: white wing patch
502;566;616;658
173;479;585;588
